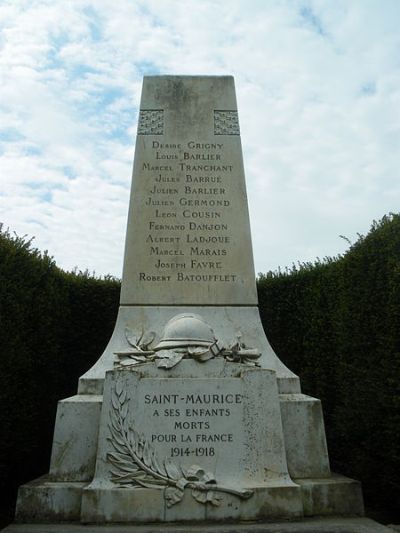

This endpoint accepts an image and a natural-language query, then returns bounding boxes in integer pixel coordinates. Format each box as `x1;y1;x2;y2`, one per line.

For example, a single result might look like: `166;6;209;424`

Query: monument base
81;482;303;523
16;360;363;525
15;474;363;523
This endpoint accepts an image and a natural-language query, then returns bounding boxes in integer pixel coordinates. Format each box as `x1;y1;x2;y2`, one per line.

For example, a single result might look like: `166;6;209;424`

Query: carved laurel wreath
107;379;253;507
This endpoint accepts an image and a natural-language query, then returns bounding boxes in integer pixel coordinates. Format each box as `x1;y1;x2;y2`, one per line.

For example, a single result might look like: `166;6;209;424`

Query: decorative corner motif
114;314;261;370
137;109;164;135
107;381;253;507
214;110;240;135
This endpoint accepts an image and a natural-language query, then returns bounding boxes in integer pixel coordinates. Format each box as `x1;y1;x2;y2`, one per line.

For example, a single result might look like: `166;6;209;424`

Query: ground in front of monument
1;517;399;532
9;76;397;531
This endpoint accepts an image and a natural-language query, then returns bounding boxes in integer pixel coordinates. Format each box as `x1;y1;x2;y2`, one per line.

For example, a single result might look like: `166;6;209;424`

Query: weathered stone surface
14;75;365;525
163;488;207;523
80;360;298;522
78;306;300;395
81;486;165;523
205;485;303;522
15;477;86;522
280;393;330;478
121;76;256;307
296;474;364;517
49;395;102;481
5;517;393;532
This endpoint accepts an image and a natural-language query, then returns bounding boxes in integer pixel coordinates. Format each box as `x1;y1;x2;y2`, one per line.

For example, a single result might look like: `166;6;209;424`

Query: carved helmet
154;313;216;351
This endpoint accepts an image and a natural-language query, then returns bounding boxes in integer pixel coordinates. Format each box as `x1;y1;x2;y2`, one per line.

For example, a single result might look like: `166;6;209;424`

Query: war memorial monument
15;76;365;525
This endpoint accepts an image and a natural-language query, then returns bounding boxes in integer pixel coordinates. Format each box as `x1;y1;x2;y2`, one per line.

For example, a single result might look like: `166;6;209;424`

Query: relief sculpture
137;109;164;135
107;379;253;507
214;110;240;135
114;313;261;369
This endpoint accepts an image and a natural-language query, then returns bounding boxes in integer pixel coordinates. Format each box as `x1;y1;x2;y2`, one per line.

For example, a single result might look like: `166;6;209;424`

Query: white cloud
1;0;400;277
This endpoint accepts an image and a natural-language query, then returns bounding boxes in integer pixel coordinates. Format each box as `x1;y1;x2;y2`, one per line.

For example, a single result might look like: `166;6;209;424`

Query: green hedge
0;214;399;521
258;214;400;517
0;227;120;517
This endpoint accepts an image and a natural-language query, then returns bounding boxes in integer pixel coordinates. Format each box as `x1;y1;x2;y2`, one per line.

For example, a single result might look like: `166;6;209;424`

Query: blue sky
1;0;400;276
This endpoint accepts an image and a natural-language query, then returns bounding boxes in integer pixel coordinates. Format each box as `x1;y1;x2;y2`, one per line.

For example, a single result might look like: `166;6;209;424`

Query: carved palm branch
107;379;253;507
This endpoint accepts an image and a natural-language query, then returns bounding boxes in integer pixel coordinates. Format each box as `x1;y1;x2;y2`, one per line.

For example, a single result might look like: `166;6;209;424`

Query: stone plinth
80;360;300;522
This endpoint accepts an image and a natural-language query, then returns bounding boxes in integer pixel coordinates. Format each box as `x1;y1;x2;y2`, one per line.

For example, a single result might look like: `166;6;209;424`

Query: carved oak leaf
165;487;184;507
154;350;173;359
186;465;215;483
191;487;207;503
202;471;216;484
156;352;184;369
124;328;156;351
206;490;222;506
140;330;156;350
125;328;140;348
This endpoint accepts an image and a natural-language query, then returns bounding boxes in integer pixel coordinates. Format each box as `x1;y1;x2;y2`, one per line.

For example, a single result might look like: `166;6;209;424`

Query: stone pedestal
15;76;364;524
80;360;300;522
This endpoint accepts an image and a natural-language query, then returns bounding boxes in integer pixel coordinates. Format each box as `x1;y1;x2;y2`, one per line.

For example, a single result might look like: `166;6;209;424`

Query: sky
1;0;400;278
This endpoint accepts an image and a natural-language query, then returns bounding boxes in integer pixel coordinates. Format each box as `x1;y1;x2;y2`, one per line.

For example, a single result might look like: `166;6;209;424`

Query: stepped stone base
16;361;364;526
16;474;363;524
3;517;394;533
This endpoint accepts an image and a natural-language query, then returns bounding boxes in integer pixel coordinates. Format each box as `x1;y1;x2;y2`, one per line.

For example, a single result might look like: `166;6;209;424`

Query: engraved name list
137;139;236;285
121;90;256;306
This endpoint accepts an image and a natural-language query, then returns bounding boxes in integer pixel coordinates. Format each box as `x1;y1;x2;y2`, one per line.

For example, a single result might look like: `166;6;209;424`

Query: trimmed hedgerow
258;214;400;518
0;226;120;516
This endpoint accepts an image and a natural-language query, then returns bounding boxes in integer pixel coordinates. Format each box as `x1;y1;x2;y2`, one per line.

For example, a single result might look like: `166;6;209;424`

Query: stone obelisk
16;76;364;524
77;75;299;396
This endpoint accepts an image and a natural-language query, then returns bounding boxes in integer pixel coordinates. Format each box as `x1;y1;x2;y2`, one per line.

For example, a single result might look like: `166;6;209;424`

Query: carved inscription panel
140;378;244;481
122;136;257;304
97;367;290;492
121;76;257;305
